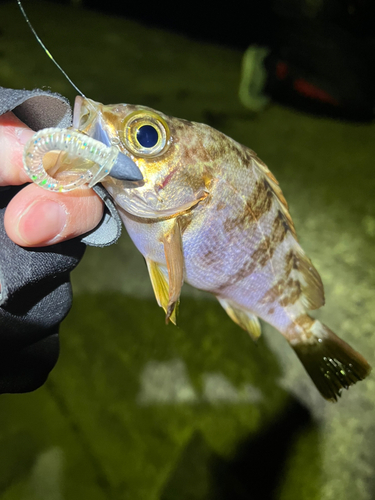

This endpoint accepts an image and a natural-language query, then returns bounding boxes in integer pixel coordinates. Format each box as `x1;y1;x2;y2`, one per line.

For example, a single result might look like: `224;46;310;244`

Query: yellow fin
145;218;185;325
146;259;178;325
162;218;184;323
217;297;261;341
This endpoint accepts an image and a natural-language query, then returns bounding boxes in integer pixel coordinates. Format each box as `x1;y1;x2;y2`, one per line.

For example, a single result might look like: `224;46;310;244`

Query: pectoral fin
146;259;178;324
217;297;262;341
146;218;184;324
163;219;184;323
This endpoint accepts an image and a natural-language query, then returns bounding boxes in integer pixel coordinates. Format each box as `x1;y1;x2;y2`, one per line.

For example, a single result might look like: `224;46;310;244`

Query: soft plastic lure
23;127;142;192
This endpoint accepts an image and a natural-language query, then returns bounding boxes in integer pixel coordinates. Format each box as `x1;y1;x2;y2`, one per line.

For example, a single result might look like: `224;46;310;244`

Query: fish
72;96;371;402
14;0;371;402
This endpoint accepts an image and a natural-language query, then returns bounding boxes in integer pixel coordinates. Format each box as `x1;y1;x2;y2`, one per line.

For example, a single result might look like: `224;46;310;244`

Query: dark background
5;0;375;50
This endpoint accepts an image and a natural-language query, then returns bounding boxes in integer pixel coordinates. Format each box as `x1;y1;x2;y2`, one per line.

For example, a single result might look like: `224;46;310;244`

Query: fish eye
137;124;159;148
122;110;170;157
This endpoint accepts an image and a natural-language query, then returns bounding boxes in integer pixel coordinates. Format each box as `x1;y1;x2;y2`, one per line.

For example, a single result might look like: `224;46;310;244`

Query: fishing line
16;0;86;97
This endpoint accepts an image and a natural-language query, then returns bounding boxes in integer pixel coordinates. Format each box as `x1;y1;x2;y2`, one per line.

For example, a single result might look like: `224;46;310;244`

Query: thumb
4;182;104;247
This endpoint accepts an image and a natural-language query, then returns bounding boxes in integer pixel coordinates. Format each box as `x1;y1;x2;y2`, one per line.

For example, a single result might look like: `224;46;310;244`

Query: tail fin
290;319;371;401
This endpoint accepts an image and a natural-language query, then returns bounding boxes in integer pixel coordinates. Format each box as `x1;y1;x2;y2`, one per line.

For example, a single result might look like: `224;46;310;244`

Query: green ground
1;1;375;499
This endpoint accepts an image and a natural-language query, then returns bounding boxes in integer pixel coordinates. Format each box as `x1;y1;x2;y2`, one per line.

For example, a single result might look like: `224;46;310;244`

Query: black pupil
137;125;159;148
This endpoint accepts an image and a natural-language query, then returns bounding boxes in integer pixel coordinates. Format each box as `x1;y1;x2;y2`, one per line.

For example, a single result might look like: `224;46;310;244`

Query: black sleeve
0;185;86;393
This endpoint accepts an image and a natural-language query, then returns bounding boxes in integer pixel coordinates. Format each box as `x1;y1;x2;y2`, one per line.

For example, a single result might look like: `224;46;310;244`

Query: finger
0;112;35;186
4;183;104;247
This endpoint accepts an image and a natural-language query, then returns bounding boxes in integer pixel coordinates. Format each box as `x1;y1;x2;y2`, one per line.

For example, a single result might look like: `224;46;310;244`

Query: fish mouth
72;95;85;129
73;96;143;183
111;188;209;220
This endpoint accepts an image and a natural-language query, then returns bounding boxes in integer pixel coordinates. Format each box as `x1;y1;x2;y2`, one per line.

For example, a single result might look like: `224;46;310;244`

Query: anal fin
217;297;261;341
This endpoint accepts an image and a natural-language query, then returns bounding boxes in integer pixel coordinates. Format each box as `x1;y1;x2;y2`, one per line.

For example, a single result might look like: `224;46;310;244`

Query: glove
0;86;122;393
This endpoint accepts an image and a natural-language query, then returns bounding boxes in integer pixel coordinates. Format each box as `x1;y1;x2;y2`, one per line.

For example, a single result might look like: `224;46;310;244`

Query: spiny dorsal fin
217;297;262;341
248;150;324;311
252;155;297;239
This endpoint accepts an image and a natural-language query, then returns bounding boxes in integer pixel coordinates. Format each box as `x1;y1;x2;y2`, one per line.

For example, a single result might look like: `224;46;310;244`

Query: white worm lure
23;128;120;192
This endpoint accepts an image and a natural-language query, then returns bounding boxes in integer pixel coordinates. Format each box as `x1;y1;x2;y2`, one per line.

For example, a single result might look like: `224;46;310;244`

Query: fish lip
119;179;145;189
72;95;83;129
111;188;208;219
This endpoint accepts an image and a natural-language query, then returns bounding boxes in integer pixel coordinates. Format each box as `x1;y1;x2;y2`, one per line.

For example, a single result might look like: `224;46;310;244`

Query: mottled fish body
74;97;371;401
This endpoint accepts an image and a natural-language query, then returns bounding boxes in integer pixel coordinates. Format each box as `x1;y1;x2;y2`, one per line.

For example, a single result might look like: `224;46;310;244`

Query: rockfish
74;97;371;402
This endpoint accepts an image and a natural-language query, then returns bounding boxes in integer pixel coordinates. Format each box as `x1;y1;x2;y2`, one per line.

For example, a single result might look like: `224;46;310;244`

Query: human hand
0;112;104;247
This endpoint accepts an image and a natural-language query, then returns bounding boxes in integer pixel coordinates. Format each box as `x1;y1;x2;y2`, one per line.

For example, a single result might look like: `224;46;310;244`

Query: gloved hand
0;87;122;394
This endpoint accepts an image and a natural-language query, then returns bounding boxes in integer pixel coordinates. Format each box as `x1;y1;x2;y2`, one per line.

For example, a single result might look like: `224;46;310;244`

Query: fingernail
15;127;35;146
17;200;67;245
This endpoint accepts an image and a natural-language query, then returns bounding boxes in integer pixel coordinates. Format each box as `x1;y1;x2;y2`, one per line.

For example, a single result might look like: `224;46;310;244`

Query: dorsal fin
289;241;325;310
249;151;325;311
252;154;297;239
